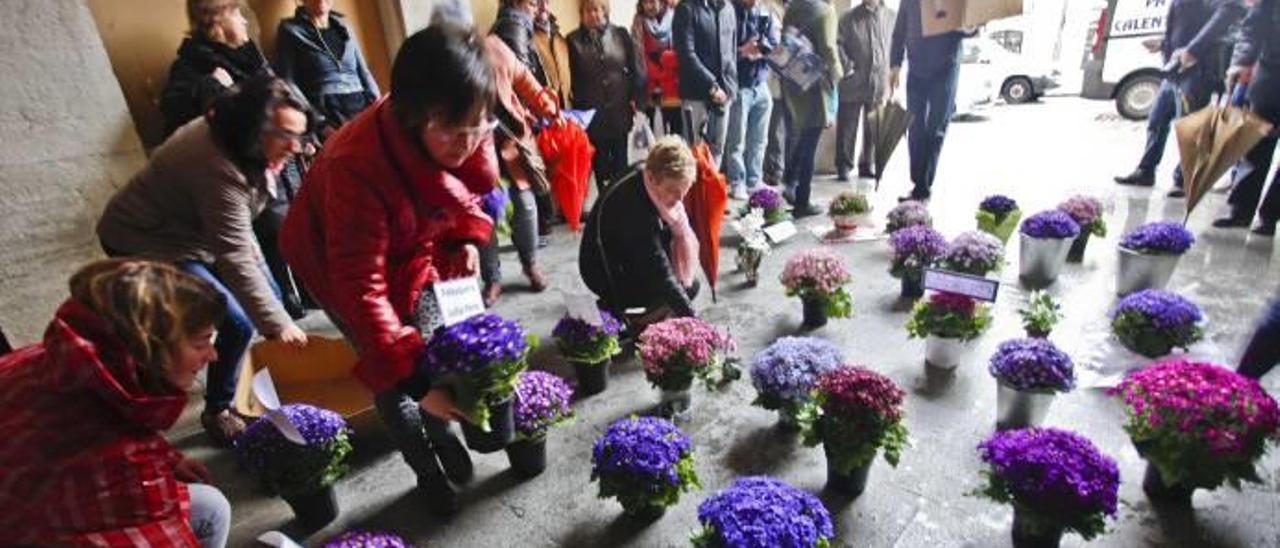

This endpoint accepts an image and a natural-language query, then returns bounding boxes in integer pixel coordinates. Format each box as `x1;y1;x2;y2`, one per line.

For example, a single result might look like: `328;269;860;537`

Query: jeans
188;483;231;548
480;183;539;285
1238;296;1280;379
176;260;266;412
783;127;824;209
1228;68;1280;224
836;100;876;176
1137;78;1211;184
724;81;773;191
683;99;733;165
592;136;629;191
763;90;792;185
906;64;960;198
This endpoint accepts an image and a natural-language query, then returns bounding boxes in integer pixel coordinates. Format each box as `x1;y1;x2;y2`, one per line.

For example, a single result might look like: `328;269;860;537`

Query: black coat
567;25;646;140
275;8;380;124
1162;0;1245;86
673;0;738;101
159;37;269;137
491;7;547;85
1235;0;1280;70
579;168;695;318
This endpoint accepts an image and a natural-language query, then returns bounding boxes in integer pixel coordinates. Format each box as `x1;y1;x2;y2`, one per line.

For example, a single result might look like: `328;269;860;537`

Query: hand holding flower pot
906;292;993;370
941;230;1006;278
749;337;844;431
976;195;1023;244
1017;291;1061;339
1018;210;1081;287
638;318;738;418
974;428;1120;547
988;339;1075;430
507;371;574;478
552;309;622;397
1116;221;1195;295
1109;289;1203;358
591;417;699;519
889;226;947;299
1113;360;1280;506
885;200;932;234
802;366;909;496
1057;195;1107;263
691;476;835;547
781;248;854;328
235;404;353;528
828;191;872;234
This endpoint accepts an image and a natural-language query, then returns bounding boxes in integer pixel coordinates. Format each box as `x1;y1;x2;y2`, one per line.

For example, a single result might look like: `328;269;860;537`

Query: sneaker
1115;169;1155;187
201;409;246;447
730;186;749;201
1253;222;1276;237
433;433;474;485
417;473;459;516
1212;216;1251;229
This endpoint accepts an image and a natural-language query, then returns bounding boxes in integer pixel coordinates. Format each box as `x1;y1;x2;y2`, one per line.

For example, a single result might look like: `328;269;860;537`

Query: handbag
495;115;552;196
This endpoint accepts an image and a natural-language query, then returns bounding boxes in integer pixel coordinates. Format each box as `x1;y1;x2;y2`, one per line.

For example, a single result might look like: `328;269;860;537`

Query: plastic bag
627;112;656;165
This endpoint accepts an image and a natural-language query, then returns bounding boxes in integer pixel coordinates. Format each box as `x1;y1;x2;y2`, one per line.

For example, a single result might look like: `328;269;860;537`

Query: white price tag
923;268;1001;302
563;291;603;326
250;369;307;445
763;221;797;243
433;277;486;326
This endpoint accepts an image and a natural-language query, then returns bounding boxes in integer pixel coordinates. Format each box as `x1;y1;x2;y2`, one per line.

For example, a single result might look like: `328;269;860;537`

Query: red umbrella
683;141;729;301
537;119;594;231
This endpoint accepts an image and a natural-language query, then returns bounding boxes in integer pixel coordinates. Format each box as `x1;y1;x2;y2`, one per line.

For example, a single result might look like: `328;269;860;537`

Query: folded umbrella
868;100;913;191
1174;100;1273;223
536;118;595;231
684;141;729;302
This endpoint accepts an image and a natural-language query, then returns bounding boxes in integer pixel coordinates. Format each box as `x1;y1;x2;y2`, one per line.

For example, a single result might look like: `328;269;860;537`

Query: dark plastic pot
621;501;667;522
825;449;872;497
461;398;515;454
901;276;925;299
283;485;339;528
505;437;547;478
1011;509;1064;548
801;296;828;328
1143;462;1194;505
1066;233;1090;263
573;359;611;397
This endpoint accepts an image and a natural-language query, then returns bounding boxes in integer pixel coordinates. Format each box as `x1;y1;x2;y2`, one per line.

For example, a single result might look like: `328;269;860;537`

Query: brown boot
201;409;246;447
482;282;502;307
524;265;548;292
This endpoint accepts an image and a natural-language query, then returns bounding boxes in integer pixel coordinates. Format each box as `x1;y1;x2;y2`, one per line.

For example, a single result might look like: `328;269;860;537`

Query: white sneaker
730;187;749;200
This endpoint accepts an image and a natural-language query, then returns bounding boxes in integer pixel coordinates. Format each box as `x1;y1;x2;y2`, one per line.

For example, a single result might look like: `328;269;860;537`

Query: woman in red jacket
632;0;683;136
0;259;229;547
280;25;496;515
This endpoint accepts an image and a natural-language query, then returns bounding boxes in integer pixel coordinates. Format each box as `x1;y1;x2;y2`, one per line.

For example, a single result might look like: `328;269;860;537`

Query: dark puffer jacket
158;37;269;137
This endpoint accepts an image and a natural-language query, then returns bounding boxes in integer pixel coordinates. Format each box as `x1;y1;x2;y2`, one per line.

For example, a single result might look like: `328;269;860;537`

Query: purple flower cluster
750;337;844;411
988;338;1075;392
513;371;575;440
1020;210;1081;239
552;309;622;362
322;531;411;548
885;200;932;233
748;187;785;212
235;404;353;497
693;476;834;548
238;404;348;455
419;313;530;376
977;428;1120;525
980;195;1019;217
889;225;947;279
591;417;693;488
942;230;1005;275
1120;221;1195;255
1057;195;1104;233
1110;289;1202;330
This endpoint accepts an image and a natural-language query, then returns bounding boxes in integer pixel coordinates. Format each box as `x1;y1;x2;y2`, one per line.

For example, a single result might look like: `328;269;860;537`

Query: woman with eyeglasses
280;25;499;515
97;76;311;447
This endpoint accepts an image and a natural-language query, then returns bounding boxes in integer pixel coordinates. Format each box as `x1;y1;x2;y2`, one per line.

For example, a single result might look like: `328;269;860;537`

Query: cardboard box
921;0;1023;37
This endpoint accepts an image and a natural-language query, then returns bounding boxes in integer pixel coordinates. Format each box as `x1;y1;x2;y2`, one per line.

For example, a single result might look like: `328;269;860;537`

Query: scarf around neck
643;176;699;288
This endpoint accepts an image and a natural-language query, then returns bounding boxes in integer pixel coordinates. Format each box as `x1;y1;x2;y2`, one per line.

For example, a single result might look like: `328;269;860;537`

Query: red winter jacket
0;300;196;546
281;97;498;393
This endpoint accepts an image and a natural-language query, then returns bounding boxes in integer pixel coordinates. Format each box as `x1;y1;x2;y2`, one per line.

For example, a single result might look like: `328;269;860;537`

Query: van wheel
1001;77;1035;104
1116;74;1162;120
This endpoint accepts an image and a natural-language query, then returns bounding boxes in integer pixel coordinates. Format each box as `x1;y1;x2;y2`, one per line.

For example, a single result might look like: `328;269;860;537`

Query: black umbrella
868;100;913;191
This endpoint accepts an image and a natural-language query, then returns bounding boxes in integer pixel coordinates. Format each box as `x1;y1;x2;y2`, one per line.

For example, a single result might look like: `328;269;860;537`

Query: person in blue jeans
1238;296;1280;379
889;0;970;202
1114;0;1244;196
724;0;778;201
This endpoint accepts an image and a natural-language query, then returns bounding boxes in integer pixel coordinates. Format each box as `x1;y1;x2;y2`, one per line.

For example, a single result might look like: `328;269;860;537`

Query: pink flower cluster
1115;360;1280;455
780;248;852;295
638;317;736;376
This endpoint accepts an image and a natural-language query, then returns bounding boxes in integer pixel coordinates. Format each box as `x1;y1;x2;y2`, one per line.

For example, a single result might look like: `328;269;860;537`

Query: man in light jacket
674;0;738;163
836;0;894;181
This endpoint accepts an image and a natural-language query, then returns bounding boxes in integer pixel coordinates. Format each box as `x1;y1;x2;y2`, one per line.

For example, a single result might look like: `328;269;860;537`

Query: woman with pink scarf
580;135;701;322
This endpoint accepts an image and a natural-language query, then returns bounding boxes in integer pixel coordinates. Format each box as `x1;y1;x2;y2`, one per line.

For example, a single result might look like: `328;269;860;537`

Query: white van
1081;0;1168;120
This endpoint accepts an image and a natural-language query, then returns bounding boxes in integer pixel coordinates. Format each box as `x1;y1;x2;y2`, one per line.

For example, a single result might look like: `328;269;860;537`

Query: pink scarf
644;178;699;288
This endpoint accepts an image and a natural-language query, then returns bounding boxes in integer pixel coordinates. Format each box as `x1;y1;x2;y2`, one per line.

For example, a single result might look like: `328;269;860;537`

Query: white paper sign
563;291;603;326
763;221;797;244
433;276;486;326
251;369;307;445
923;268;1001;302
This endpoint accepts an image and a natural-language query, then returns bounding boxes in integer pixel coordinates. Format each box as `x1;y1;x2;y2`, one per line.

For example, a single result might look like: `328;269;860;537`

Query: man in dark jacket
1114;0;1245;195
836;0;894;181
674;0;738;163
1218;0;1280;235
724;0;778;200
890;0;971;202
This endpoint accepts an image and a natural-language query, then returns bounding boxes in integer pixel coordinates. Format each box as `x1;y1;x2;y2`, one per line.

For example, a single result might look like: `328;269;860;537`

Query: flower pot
801;295;828;328
1066;233;1090;263
1142;462;1194;505
573;359;611;397
1116;246;1181;296
1011;508;1065;548
995;382;1056;430
283;485;339;528
900;276;924;299
657;388;692;420
831;213;868;233
621;501;667;521
1019;235;1073;287
776;411;801;433
461;397;515;454
1025;329;1051;339
925;336;973;370
505;437;547;478
979;210;1022;245
825;448;873;496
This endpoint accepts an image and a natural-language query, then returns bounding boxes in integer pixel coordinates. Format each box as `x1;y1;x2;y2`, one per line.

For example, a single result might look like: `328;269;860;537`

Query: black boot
416;471;459;516
426;417;474;485
1115;169;1155;186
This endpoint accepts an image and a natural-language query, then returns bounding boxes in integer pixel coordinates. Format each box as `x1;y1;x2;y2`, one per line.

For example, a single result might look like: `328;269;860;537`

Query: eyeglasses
263;125;307;144
426;118;499;142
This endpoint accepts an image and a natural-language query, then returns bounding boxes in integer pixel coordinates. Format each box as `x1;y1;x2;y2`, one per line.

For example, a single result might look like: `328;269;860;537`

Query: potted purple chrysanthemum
1018;210;1081;286
889;225;947;299
419;313;533;453
1114;360;1280;505
507;370;574;478
552;309;623;397
802;365;909;496
1057;195;1107;263
975;428;1120;548
742;187;789;225
322;530;412;547
1109;289;1204;358
885;200;932;234
976;195;1022;244
988;339;1075;430
941;230;1006;277
1117;220;1195;295
235;404;353;527
749;337;844;430
591;416;700;520
691;476;835;548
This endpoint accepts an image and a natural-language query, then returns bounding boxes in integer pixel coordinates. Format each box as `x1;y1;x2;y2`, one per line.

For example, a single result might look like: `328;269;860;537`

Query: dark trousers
648;105;685;137
764;91;792;185
1137;77;1212;186
592;136;629;191
1238;296;1280;379
905;64;960;198
1228;68;1280;224
836;100;875;176
784;127;824;209
253;206;304;314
